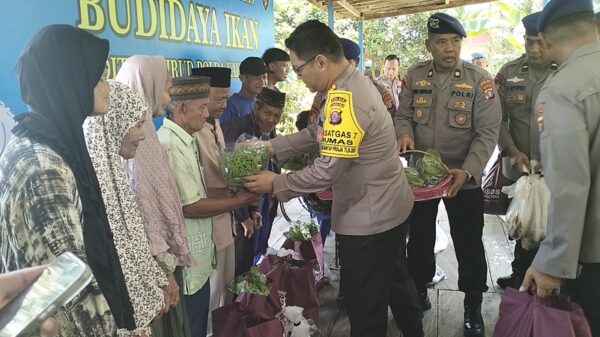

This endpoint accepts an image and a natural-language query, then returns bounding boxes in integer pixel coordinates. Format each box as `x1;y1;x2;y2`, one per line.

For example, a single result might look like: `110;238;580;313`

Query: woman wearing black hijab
0;25;135;336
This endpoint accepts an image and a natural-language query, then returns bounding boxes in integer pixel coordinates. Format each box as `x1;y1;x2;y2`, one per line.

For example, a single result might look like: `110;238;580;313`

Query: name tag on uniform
321;90;364;158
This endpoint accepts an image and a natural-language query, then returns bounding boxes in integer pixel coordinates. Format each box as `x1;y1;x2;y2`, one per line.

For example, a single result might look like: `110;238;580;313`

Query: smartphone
0;252;92;337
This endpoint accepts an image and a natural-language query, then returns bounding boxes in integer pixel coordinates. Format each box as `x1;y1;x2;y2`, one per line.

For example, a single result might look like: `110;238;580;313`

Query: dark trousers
389;222;424;331
151;268;192;337
338;223;422;337
566;263;600;337
185;280;210;337
511;239;538;279
234;222;255;276
407;188;488;294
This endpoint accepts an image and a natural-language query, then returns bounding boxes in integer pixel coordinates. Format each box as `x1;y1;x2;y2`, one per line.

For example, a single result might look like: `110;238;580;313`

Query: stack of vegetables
404;148;446;188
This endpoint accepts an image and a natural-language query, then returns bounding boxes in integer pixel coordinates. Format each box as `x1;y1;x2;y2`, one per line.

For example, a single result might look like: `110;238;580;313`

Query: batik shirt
0;136;116;336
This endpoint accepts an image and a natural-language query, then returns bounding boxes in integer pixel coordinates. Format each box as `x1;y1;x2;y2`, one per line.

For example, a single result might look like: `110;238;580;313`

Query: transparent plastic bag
502;168;550;249
219;133;270;187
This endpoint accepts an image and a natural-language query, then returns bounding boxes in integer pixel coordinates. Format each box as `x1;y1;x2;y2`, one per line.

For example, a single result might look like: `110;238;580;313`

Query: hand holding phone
0;253;92;337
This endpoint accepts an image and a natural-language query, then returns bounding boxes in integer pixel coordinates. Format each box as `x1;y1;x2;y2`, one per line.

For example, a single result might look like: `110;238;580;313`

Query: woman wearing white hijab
84;81;167;336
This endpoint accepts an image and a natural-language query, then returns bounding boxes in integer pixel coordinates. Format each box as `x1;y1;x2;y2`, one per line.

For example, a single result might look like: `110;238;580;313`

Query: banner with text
0;0;275;154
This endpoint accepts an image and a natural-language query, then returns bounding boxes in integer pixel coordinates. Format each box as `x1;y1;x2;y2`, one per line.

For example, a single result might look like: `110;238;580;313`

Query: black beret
340;38;360;60
239;57;267;76
191;67;231;88
257;87;286;109
169;76;210;101
428;13;466;38
522;12;542;36
537;0;593;32
262;48;290;66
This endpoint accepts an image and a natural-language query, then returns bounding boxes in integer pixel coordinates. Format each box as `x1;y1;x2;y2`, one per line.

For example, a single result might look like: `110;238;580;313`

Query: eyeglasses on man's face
292;53;319;77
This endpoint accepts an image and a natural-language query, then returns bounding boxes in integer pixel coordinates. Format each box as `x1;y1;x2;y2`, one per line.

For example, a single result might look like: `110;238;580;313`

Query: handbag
483;154;512;215
493;288;592;337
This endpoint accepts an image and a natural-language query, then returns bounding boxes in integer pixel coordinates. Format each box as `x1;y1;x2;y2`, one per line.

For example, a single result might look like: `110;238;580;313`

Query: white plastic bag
502;166;550;249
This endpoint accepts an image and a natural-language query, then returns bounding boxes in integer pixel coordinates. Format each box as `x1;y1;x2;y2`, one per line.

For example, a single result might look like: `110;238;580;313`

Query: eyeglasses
292;53;319;77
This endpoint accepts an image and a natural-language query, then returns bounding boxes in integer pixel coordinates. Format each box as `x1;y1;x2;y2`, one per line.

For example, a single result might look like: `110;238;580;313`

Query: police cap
340;38;361;60
537;0;594;32
427;13;467;38
522;11;542;36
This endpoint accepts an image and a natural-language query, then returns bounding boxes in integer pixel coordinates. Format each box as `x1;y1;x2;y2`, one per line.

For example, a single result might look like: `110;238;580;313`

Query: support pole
358;20;364;73
328;0;334;29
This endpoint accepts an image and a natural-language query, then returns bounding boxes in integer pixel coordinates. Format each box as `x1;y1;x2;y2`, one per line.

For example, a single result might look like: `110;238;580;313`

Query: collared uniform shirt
158;118;215;295
0;137;116;336
532;41;600;279
271;64;414;236
195;120;234;251
395;59;501;188
377;75;402;110
495;55;556;180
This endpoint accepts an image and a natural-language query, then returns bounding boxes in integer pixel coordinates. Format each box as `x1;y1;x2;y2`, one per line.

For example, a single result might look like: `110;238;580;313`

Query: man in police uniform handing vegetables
244;20;424;337
395;13;501;337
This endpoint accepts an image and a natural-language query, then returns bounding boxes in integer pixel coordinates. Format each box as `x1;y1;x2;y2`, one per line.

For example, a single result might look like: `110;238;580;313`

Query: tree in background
272;0;565;135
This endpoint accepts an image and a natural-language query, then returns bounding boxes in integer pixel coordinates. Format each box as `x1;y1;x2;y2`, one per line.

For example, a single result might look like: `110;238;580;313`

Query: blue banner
0;0;275;153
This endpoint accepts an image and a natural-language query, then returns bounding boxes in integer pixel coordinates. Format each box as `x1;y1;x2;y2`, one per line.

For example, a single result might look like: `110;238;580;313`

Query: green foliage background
273;0;600;135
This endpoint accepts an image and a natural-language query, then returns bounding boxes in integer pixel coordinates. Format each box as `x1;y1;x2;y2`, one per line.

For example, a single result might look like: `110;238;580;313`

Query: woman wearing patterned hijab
116;55;193;337
0;25;132;335
83;81;169;336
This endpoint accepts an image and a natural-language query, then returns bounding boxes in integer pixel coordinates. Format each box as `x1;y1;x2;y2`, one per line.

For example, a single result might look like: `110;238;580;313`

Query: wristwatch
464;169;473;181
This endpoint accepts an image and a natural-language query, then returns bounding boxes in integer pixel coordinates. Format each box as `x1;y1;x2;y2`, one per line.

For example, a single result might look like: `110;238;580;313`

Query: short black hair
262;48;290;66
385;54;399;62
284;20;344;62
295;110;310;131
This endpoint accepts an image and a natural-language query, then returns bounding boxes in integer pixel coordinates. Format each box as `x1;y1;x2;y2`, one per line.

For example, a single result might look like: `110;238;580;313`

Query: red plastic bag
257;254;320;321
281;234;324;288
493;288;592;337
483;155;512;215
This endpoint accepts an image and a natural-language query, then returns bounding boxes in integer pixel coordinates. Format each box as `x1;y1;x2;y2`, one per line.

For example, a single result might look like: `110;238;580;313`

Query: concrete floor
268;198;514;337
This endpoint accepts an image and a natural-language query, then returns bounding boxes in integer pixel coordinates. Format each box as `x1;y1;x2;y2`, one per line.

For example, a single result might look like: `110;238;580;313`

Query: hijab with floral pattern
83;81;167;335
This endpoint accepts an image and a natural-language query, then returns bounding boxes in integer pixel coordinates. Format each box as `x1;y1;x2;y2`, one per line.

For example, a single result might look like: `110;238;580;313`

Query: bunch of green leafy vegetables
220;143;270;187
284;220;319;241
404;148;446;188
227;266;269;295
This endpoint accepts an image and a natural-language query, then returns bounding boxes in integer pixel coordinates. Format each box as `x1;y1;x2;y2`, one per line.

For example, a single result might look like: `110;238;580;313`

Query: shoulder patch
321;90;365;159
479;78;495;100
494;73;506;86
535;102;545;133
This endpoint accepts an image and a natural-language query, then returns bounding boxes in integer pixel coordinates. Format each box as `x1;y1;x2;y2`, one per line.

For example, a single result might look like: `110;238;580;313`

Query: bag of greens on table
220;133;270;188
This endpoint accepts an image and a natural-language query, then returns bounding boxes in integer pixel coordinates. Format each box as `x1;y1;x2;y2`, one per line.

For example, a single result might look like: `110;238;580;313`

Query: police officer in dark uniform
395;13;501;337
494;11;557;290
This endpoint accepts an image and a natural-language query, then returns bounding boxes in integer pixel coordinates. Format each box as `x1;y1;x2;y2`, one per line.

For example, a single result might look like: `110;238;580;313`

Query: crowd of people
0;0;599;337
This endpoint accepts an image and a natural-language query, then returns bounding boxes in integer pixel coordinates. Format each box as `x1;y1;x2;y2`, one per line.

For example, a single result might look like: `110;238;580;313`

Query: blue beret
538;0;593;32
340;38;361;60
428;13;466;38
471;52;487;60
522;12;541;35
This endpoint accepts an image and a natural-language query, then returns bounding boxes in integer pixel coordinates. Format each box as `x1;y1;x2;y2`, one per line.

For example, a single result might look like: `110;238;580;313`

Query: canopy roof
306;0;496;20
